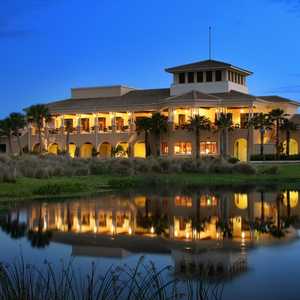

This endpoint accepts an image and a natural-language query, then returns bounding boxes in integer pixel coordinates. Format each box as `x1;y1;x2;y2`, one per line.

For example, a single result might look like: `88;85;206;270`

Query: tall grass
0;154;256;183
0;256;223;300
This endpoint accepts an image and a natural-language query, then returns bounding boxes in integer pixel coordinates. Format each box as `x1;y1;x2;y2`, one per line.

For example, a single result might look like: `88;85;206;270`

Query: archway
68;143;76;158
234;193;248;210
283;139;298;155
48;143;59;155
234;138;247;162
99;142;112;159
80;143;93;159
134;142;146;158
283;191;299;208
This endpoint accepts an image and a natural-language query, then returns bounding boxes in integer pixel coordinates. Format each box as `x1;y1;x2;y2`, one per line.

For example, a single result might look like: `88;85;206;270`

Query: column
94;114;99;147
247;104;254;161
111;112;116;133
60;115;64;136
76;114;81;134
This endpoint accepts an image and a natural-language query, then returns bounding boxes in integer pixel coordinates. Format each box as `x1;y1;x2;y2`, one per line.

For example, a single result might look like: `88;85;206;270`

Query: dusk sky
1;0;300;118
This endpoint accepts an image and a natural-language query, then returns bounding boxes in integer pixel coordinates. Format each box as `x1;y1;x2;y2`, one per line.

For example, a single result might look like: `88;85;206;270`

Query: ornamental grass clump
0;256;223;300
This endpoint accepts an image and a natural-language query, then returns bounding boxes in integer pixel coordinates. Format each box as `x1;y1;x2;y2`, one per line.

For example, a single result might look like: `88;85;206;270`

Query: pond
1;187;300;300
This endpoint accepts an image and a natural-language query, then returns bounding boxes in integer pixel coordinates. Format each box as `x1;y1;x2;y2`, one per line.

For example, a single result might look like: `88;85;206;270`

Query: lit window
197;71;203;83
206;71;212;82
215;70;222;81
178;73;185;84
81;118;90;132
174;142;192;155
187;72;194;83
175;196;192;207
200;141;217;155
161;142;168;155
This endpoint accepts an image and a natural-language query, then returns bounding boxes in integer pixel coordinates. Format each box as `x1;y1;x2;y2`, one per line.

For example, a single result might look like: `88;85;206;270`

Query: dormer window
197;72;203;82
187;72;194;83
215;70;222;81
206;71;212;82
178;73;185;84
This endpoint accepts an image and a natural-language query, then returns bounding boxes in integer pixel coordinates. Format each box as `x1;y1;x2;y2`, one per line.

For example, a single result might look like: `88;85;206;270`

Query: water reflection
21;190;299;241
0;189;299;279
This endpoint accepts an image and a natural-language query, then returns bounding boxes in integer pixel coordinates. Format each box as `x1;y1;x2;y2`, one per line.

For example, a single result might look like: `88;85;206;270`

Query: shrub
251;154;300;161
232;163;256;175
259;165;279;175
227;157;239;164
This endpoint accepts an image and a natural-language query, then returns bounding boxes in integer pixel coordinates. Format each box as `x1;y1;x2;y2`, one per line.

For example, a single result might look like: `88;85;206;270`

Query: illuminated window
175;196;192;207
200;195;218;207
200;141;217;155
161;142;168;155
81;118;90;132
116;117;124;131
174;142;192;155
98;117;106;131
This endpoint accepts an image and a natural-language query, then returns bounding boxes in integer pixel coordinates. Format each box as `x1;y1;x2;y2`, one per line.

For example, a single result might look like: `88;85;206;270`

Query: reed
0;256;223;300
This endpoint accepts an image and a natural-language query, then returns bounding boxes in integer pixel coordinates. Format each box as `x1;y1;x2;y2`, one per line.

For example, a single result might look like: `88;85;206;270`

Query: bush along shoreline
0;154;257;183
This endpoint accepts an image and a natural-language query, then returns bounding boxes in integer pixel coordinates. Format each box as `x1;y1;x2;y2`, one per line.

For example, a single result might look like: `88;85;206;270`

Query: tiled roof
47;88;170;114
258;95;300;106
165;59;252;75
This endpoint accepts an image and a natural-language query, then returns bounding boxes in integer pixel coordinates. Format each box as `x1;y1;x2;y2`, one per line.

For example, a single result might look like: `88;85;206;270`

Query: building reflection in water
1;190;299;279
25;190;299;241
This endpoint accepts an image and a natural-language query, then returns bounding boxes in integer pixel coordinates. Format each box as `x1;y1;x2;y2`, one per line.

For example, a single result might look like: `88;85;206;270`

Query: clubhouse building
1;59;300;161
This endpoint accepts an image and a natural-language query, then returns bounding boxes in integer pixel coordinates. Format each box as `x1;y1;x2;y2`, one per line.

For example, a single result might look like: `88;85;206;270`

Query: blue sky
1;0;300;117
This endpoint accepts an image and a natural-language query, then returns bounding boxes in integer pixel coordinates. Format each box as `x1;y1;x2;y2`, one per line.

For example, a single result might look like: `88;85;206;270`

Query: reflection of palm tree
27;204;52;248
67;202;73;231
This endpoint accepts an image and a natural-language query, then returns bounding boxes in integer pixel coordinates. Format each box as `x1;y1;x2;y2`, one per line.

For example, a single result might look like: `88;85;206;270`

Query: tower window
215;70;222;81
0;144;6;153
187;72;194;83
178;73;186;84
206;71;212;82
197;72;204;83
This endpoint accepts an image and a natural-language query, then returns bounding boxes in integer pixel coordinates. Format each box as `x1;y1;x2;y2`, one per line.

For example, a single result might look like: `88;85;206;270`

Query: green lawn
1;164;300;202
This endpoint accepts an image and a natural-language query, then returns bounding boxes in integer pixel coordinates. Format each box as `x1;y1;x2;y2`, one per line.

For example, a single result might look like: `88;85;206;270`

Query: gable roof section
47;88;170;114
258;95;300;106
165;59;252;75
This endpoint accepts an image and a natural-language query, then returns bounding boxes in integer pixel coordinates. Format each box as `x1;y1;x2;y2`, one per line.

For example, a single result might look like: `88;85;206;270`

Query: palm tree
64;119;73;156
215;113;233;158
135;117;152;157
269;109;288;158
249;113;272;156
188;115;211;159
280;119;297;156
24;104;51;153
149;112;168;157
0;117;13;154
9;112;26;155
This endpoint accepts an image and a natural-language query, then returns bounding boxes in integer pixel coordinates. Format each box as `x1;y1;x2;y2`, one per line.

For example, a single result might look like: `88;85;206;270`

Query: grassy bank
1;164;300;201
